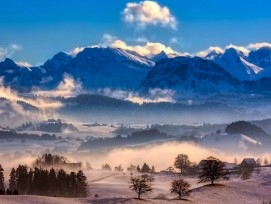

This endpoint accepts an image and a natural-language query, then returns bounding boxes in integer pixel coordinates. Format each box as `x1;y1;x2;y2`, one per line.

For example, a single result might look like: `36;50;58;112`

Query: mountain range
1;46;271;100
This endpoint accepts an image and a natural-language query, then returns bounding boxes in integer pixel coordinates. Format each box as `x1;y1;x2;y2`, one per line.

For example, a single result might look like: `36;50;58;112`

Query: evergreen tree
27;169;34;194
9;168;16;193
0;164;5;195
16;165;28;194
13;188;18;195
76;170;88;197
48;168;57;195
40;168;49;195
6;188;12;195
141;163;151;173
69;172;77;197
57;169;67;196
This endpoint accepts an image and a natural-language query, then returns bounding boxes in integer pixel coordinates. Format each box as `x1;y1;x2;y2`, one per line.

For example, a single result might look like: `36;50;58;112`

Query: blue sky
1;0;271;65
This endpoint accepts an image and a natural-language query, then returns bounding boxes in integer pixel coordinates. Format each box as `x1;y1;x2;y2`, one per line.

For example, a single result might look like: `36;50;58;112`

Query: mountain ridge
1;46;271;99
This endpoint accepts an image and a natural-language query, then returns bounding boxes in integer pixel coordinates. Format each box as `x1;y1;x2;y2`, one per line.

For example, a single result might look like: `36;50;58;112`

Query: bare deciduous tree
129;175;153;199
170;178;191;200
198;156;229;185
174;154;191;174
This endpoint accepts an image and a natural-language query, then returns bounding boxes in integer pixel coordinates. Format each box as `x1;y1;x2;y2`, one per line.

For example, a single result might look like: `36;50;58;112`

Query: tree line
0;164;88;197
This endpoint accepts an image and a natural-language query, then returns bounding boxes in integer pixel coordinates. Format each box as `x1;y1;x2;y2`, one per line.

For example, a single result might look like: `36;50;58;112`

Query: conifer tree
76;170;88;197
48;168;57;195
16;165;28;194
0;164;5;195
69;172;77;197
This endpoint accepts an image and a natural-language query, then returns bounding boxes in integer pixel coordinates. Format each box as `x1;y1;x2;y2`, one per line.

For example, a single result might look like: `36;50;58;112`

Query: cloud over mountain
122;1;177;29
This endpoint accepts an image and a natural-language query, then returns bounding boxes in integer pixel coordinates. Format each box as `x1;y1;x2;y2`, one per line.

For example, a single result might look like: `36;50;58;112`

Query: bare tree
129;175;153;199
114;165;123;172
170;179;191;200
101;163;111;171
127;164;136;172
174;154;191;174
198;156;229;185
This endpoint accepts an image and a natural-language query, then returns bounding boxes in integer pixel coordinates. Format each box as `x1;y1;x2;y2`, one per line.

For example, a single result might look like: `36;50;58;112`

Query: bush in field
155;193;167;200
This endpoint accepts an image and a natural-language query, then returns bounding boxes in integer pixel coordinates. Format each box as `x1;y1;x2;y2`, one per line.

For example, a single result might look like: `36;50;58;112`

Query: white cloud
225;44;250;55
123;1;177;30
68;33;181;57
69;47;85;56
247;42;271;50
0;44;22;61
0;77;64;126
93;88;175;105
197;46;224;57
111;39;176;56
33;74;83;98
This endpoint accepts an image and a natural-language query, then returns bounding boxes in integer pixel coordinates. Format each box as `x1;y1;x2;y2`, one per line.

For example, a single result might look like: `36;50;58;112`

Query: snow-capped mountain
138;56;243;98
211;48;264;81
204;50;222;60
149;51;182;62
39;52;73;88
65;47;154;90
1;45;271;99
0;58;45;91
248;46;271;72
150;51;169;62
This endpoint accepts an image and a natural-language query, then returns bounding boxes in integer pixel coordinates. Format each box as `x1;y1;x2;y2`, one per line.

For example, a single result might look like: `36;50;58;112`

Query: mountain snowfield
211;48;265;81
0;45;271;99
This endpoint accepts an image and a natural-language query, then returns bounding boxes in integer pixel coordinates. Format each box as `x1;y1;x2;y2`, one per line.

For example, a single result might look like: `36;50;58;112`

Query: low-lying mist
72;141;268;171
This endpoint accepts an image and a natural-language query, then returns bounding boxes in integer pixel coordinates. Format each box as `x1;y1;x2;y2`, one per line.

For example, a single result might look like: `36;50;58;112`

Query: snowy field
1;168;271;204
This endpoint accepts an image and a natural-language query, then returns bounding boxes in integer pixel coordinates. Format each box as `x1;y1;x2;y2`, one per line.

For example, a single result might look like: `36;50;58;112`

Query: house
197;160;208;169
197;160;238;173
224;162;239;170
240;158;256;168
